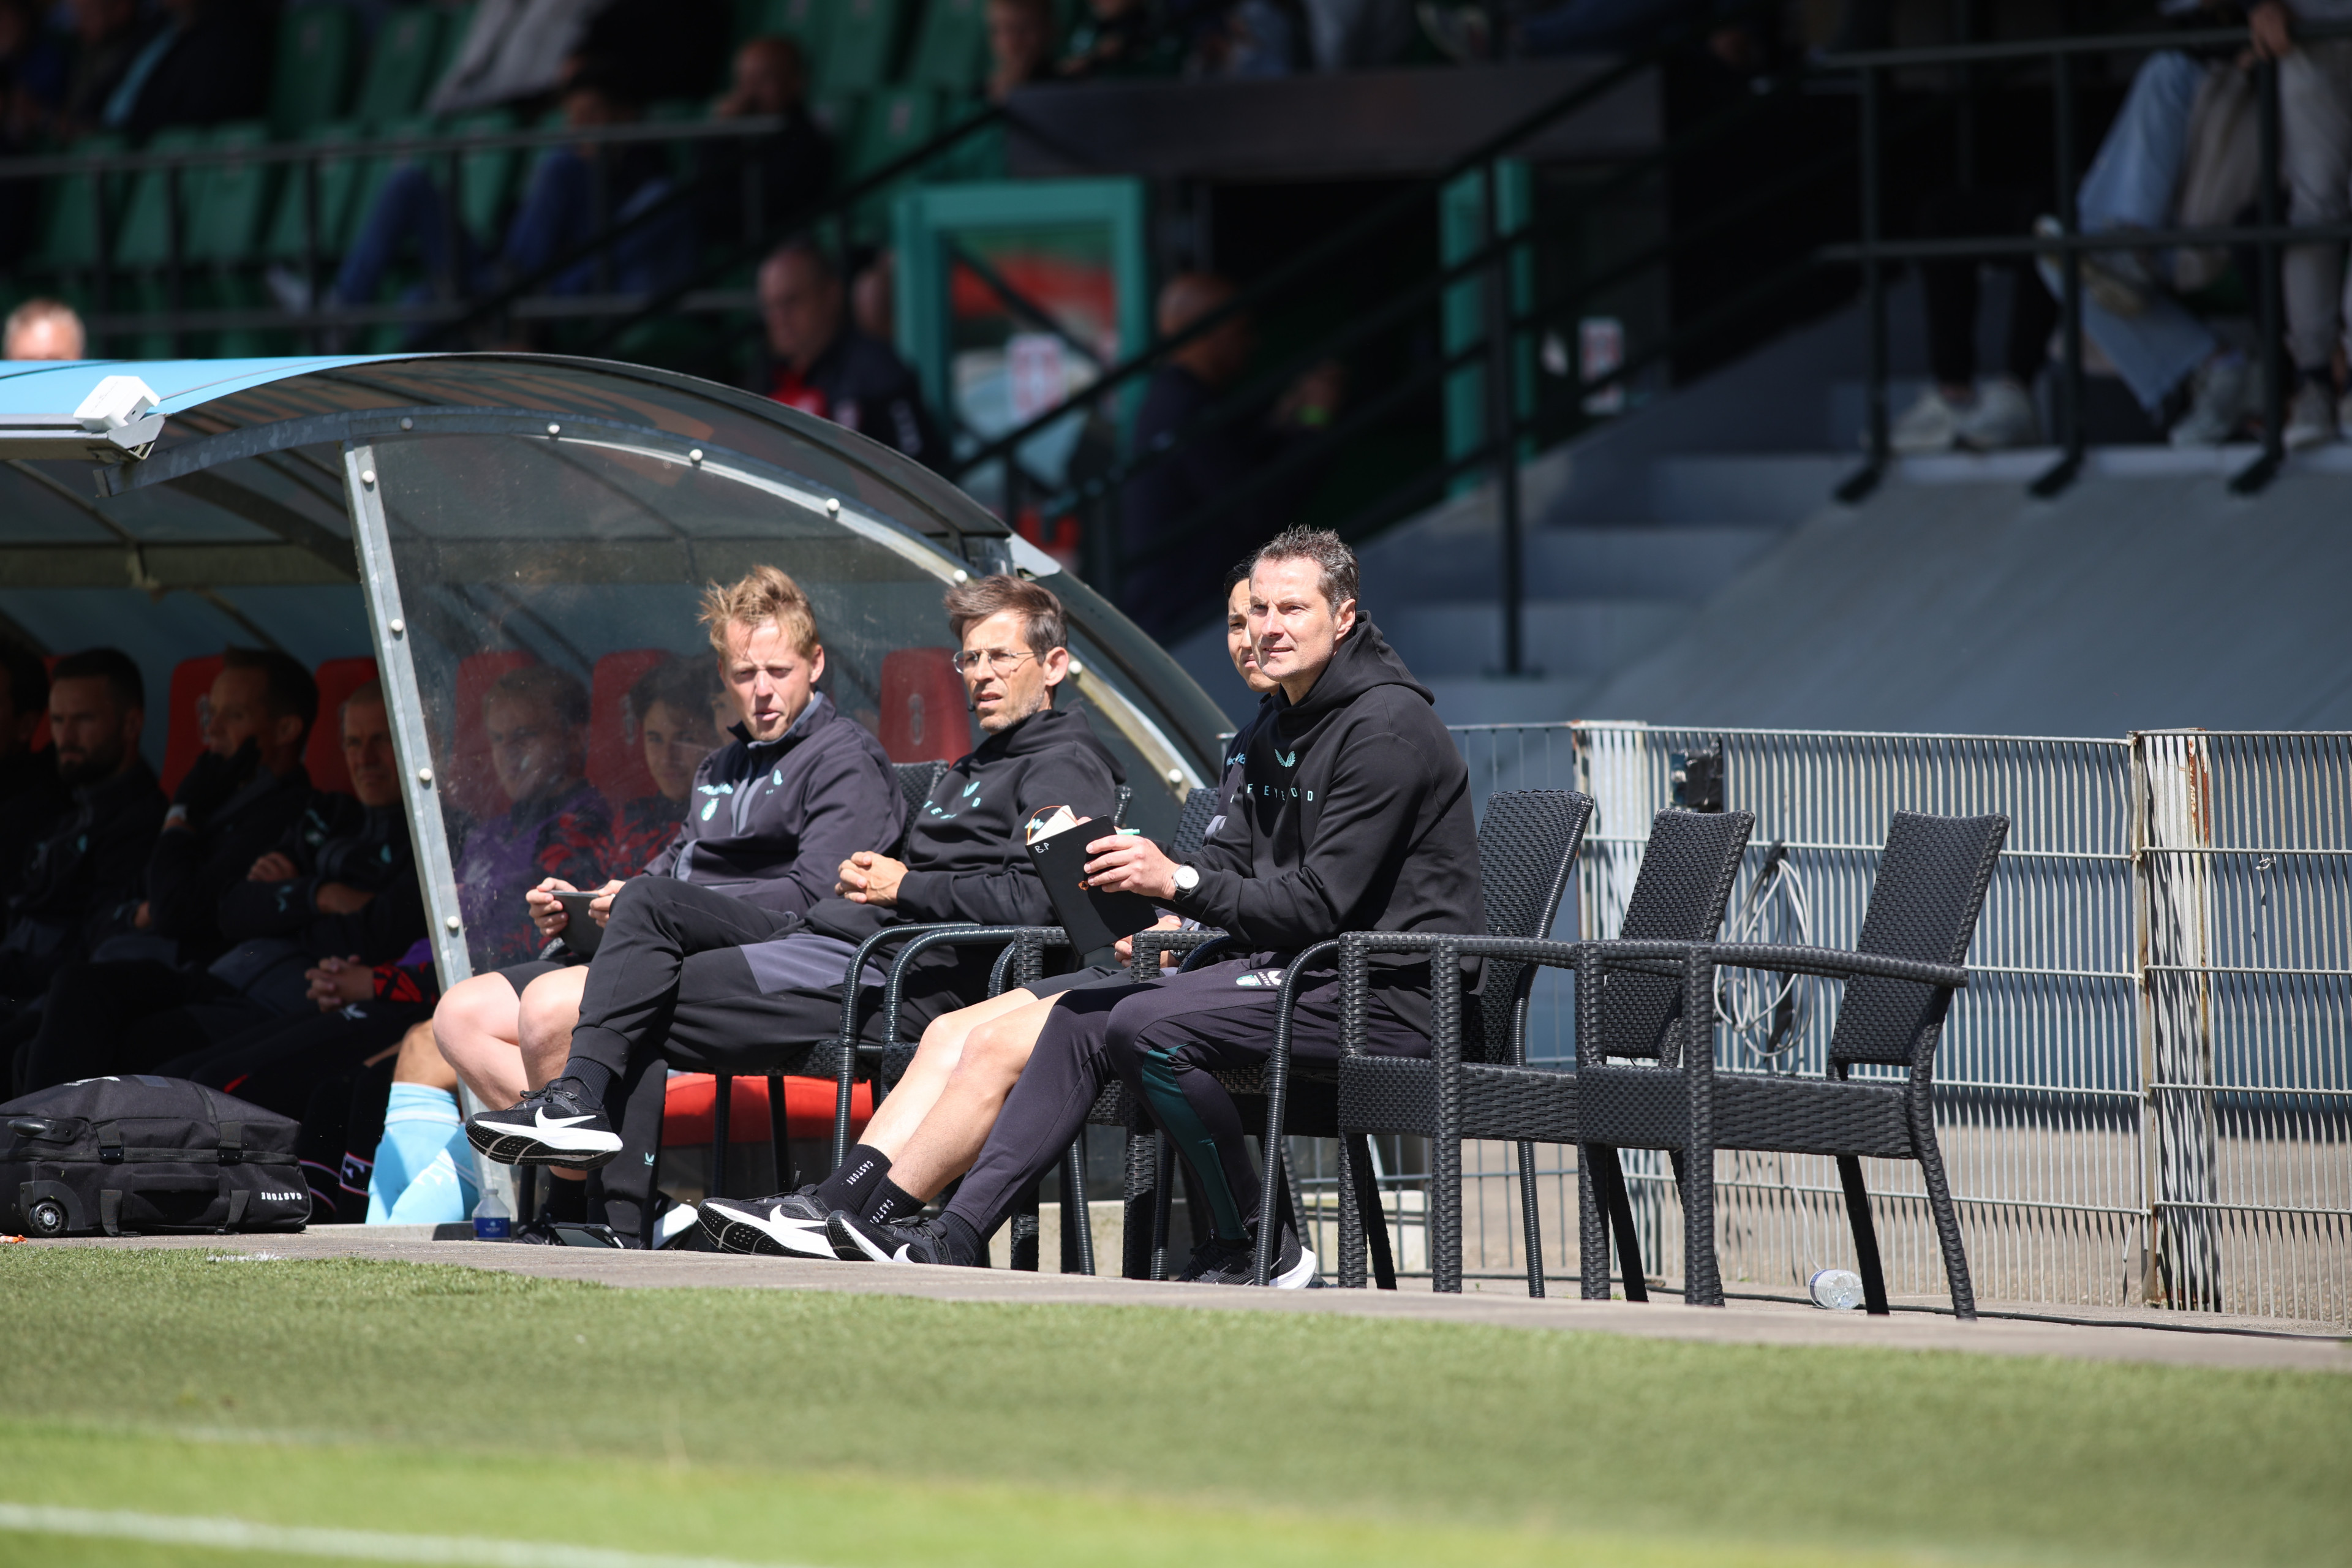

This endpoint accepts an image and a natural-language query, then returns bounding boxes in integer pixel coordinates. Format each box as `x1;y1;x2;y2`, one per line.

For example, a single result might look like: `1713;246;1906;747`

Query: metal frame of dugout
0;351;1227;1218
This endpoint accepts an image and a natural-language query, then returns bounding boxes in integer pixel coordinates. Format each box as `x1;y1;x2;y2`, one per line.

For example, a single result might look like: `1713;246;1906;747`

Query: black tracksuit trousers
556;876;928;1245
941;956;1427;1245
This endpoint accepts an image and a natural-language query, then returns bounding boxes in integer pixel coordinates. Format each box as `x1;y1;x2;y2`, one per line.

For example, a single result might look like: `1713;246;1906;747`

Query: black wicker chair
1134;790;1599;1290
1574;810;2007;1316
1313;806;1756;1295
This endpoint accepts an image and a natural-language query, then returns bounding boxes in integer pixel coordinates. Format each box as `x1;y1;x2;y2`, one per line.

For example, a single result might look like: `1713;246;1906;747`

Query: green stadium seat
31;134;128;273
262;123;368;262
351;8;446;126
113;127;211;271
187;121;274;265
905;0;989;92
428;3;476;99
270;4;357;137
846;85;937;179
818;0;910;99
447;109;520;246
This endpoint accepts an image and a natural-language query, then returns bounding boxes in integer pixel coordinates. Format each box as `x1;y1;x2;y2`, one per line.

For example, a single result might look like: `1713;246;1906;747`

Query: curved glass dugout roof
0;353;1227;982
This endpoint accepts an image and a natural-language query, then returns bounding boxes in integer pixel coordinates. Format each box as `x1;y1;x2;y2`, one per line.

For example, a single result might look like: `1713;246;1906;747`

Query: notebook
1023;806;1161;961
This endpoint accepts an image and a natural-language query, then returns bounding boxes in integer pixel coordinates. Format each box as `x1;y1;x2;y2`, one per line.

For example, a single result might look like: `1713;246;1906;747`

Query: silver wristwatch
1172;863;1200;894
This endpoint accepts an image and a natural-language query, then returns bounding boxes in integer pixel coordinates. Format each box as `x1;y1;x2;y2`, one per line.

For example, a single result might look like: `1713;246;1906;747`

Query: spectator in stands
1886;187;2056;454
429;0;608;116
92;0;270;138
22;681;423;1090
4;298;83;360
0;641;64;908
1060;0;1181;77
435;571;903;1240
820;530;1480;1287
987;0;1060;100
1120;271;1344;641
55;0;140;135
334;67;697;332
10;647;318;1094
760;237;945;466
2035;48;2257;447
452;663;608;970
461;577;1124;1246
697;559;1279;1260
2253;0;2352;445
695;37;834;257
0;648;158;1009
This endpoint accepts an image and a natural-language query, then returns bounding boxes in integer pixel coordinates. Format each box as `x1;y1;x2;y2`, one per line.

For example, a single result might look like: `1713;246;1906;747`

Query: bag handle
99;1189;121;1235
97;1126;123;1165
224;1188;249;1228
217;1121;244;1166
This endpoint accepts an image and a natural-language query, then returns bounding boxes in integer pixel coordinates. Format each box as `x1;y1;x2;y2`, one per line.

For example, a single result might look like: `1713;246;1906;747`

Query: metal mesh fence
1295;722;2346;1324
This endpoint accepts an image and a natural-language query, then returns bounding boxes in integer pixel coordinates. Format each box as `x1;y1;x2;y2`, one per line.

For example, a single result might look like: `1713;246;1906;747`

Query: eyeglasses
950;648;1039;676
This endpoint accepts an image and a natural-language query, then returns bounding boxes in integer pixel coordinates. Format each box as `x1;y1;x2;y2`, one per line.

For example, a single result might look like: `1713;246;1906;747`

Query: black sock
935;1210;981;1266
543;1175;588;1224
552;1063;612;1110
865;1177;924;1225
812;1144;891;1212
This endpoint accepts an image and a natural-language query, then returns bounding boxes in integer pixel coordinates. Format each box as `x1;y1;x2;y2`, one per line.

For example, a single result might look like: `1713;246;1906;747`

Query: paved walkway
53;1231;2349;1374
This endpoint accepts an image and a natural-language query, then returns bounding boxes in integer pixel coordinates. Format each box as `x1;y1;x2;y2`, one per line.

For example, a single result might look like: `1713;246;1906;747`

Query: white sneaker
2168;355;2251;447
1885;388;1965;454
2283;379;2337;450
1955;379;2040;450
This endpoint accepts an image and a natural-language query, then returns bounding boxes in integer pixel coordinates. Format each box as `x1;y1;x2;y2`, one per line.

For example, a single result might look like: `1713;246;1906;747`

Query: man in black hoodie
463;575;1124;1197
0;648;163;1009
824;528;1482;1285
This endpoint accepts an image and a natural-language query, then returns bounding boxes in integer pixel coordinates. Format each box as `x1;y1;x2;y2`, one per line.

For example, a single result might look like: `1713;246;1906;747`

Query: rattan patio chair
1308;806;1757;1294
1134;790;1602;1290
1574;809;2007;1317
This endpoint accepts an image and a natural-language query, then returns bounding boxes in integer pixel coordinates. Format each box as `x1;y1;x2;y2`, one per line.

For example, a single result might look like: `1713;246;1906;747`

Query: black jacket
2;760;166;981
788;703;1124;1011
1169;622;1484;1033
145;758;314;963
772;328;946;469
643;692;906;917
0;746;70;908
214;796;423;965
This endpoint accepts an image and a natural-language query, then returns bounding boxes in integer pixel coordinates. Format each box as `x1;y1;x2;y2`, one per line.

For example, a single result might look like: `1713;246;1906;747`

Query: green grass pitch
0;1248;2343;1567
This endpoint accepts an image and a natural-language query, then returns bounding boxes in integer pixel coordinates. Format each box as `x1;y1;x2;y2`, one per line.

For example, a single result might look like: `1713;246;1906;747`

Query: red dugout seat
159;654;226;796
446;650;535;820
877;647;971;763
586;649;670;810
660;1074;870;1147
304;657;379;795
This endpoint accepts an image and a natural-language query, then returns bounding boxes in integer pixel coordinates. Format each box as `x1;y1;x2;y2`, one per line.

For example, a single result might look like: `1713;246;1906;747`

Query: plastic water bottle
1809;1268;1864;1310
472;1169;513;1241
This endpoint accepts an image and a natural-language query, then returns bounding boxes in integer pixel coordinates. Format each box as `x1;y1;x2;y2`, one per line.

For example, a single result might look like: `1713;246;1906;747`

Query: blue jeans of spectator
2064;51;2215;416
1515;0;1703;56
335;150;696;332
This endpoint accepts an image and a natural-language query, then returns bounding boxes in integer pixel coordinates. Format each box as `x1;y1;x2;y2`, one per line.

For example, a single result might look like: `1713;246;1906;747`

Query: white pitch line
0;1504;825;1568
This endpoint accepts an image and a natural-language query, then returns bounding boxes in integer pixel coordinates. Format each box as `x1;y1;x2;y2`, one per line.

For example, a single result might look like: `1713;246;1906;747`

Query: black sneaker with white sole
825;1210;962;1267
698;1190;838;1258
1180;1224;1317;1288
464;1085;621;1170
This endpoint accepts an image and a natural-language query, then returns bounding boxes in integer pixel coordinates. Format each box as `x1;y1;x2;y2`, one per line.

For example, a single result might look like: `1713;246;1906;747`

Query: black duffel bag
0;1076;311;1236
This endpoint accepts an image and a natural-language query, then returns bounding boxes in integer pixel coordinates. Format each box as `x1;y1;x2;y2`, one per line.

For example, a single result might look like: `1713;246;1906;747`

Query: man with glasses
819;528;1482;1286
463;576;1125;1219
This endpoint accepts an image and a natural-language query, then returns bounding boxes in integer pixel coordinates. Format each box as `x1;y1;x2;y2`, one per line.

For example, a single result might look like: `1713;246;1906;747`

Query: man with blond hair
466;575;1124;1248
434;565;902;1241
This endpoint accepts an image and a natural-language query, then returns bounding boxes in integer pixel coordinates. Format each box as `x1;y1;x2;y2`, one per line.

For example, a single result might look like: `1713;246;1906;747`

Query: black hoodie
642;692;905;917
215;796;423;965
1168;620;1483;1033
785;702;1125;1014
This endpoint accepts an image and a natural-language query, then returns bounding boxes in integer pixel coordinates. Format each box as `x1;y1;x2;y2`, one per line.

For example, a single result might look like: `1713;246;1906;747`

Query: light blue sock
366;1085;475;1224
